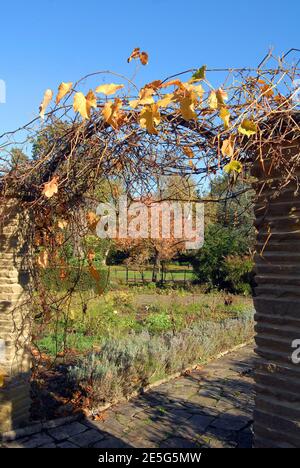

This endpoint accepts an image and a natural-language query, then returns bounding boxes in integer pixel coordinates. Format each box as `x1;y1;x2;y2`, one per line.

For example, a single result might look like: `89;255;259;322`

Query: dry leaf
129;87;155;108
221;139;234;158
42;176;59;198
220;107;230;129
179;95;197;121
140;51;149;65
156;93;174;108
127;47;141;63
139;104;161;134
183;146;194;158
102;98;124;130
56;82;73;104
73;92;89;119
39;89;53;119
86;90;97;116
95;83;124;95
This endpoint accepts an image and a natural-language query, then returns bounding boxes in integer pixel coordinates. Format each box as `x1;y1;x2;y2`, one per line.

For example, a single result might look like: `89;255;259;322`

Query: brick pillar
0;200;31;433
253;141;300;448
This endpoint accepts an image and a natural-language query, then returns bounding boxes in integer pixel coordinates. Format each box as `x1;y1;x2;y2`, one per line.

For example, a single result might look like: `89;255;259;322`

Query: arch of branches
0;51;299;342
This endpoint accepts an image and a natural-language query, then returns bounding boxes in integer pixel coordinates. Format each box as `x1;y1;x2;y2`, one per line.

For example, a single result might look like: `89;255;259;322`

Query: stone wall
0;200;31;433
253;142;300;448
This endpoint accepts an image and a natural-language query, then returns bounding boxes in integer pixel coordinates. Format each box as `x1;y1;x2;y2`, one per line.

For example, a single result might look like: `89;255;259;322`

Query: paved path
2;344;256;448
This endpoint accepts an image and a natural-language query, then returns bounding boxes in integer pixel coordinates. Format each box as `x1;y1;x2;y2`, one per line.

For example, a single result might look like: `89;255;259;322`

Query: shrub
224;255;255;295
67;312;254;409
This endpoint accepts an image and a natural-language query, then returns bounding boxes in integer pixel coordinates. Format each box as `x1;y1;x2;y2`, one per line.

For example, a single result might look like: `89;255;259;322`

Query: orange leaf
127;47;141;63
183;146;194;158
42;176;59;198
140;51;149;65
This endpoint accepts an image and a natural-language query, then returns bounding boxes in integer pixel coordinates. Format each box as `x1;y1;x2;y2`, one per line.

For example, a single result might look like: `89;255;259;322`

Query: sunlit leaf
86;89;97;116
73;92;89;119
208;88;228;110
179;95;197;121
224;160;243;174
86;211;98;231
139;104;161;134
95;83;124;95
156;93;174;108
238;119;257;137
129;87;155;108
160;79;182;89
127;47;141;63
221;138;234;158
140;51;149;65
42;176;59;198
39;89;53;119
208;90;218;109
56;82;73;104
220;107;230;129
102;98;124;130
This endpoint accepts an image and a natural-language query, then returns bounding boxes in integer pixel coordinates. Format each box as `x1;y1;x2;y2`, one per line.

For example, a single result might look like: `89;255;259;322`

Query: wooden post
0;200;31;433
252;140;300;447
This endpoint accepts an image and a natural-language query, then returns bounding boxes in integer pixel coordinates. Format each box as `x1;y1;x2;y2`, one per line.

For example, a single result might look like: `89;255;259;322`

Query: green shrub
224;255;255;295
41;266;109;293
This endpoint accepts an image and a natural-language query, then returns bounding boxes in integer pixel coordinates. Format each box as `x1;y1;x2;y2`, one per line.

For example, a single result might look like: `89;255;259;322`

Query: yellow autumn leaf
129;87;155;108
179;95;197;121
95;83;124;95
102;98;124;130
139;104;161;134
37;250;49;269
156;93;174;108
208;88;228;110
208;90;218;109
42;176;59;198
39;89;53;119
86;89;97;116
56;82;73;104
216;88;228;105
160;79;183;89
221;139;234;158
73;92;89;119
224;160;243;174
238;119;257;137
220;107;230;129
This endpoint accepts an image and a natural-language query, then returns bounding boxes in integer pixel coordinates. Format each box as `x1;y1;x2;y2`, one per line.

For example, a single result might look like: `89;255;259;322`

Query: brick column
0;200;31;433
253;141;300;448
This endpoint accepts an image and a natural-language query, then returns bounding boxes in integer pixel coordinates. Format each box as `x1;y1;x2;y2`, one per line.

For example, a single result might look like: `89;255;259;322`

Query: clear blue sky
0;0;299;138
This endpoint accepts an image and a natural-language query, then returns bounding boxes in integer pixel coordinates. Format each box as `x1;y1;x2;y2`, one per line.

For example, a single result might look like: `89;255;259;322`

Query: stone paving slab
1;344;255;449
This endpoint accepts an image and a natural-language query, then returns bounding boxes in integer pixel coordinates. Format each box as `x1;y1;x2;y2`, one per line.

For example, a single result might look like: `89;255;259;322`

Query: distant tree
10;147;29;169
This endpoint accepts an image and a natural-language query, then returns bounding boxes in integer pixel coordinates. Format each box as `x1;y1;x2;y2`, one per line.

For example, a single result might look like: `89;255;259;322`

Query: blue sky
0;0;299;139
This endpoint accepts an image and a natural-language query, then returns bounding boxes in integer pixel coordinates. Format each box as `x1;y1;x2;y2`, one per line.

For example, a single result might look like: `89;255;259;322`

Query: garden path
2;344;255;448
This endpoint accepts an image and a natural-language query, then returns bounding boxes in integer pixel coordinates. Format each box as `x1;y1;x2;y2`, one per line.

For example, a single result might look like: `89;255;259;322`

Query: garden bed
31;293;254;422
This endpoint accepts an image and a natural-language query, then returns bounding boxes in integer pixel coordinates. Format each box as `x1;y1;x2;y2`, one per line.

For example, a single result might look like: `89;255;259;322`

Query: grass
35;288;253;356
108;265;195;283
